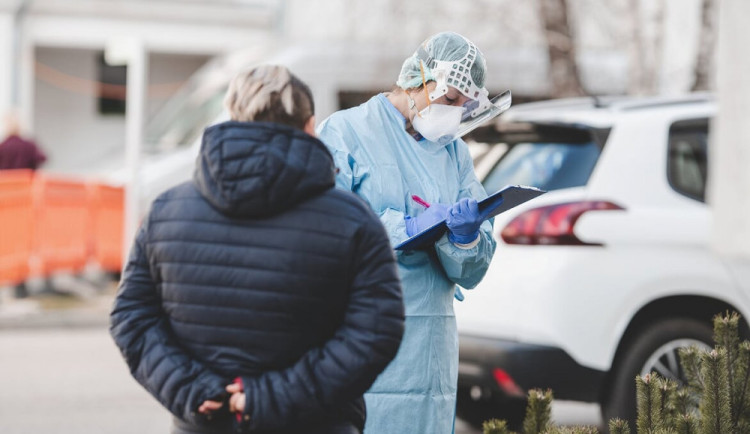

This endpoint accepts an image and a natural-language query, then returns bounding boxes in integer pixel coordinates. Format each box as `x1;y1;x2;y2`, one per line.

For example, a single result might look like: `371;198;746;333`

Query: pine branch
543;426;599;434
523;389;553;434
483;418;513;434
672;389;698;416
699;349;731;434
674;413;700;434
658;378;678;430
713;312;740;429
679;346;706;395
736;341;750;432
608;418;631;434
637;373;664;433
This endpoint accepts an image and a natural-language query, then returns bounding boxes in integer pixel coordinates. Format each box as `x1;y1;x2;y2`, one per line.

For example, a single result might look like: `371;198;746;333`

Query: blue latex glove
446;198;482;245
405;203;449;237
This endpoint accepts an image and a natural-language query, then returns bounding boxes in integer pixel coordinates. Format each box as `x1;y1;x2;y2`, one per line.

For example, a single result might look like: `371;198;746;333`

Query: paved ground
0;286;600;433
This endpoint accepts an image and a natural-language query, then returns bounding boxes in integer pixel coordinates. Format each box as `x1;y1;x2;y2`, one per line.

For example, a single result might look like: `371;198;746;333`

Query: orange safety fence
33;174;91;277
89;183;124;273
0;171;125;286
0;170;34;286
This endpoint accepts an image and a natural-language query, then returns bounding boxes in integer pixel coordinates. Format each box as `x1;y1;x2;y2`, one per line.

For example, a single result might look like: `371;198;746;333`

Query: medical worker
317;32;498;433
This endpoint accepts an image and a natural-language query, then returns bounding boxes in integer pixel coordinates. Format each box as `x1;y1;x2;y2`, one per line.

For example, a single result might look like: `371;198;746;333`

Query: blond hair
224;65;314;130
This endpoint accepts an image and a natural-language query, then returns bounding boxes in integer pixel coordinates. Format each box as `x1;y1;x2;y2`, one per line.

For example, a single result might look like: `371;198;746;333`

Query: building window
97;52;127;115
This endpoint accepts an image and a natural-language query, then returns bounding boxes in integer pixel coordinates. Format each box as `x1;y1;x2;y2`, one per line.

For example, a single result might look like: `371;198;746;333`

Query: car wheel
601;318;713;427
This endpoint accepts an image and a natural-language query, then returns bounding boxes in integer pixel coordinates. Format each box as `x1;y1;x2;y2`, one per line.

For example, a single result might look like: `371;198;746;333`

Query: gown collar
377;93;427;142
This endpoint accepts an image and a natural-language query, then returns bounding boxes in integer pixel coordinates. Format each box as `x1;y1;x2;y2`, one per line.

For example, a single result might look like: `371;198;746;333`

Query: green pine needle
522;389;553;434
637;373;665;433
542;426;599;434
699;349;731;434
658;378;679;430
482;418;512;434
679;345;706;395
674;413;700;434
608;418;631;434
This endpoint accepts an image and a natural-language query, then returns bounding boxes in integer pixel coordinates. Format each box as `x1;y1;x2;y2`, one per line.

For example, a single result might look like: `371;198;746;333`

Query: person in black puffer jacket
110;65;405;434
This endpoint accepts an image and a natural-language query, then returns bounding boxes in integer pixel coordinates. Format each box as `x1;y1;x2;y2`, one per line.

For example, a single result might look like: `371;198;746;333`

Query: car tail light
492;368;525;397
501;201;624;246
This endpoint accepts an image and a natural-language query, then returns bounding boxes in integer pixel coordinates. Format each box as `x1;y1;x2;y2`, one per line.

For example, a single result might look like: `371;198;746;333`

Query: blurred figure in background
1;110;47;298
317;32;497;433
0;111;47;171
110;65;404;434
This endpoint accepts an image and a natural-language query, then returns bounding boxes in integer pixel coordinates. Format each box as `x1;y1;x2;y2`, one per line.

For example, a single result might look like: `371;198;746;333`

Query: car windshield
145;87;227;151
482;141;601;193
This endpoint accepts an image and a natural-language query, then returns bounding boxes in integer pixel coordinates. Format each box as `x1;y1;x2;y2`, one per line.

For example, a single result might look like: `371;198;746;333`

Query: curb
0;287;114;330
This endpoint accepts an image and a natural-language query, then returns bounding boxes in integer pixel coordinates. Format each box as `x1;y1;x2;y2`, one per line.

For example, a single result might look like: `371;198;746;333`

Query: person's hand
446;198;482;244
404;203;449;236
226;382;246;414
198;399;224;415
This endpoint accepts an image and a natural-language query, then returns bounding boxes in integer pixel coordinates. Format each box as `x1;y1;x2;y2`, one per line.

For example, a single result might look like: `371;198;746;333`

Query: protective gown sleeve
435;146;497;289
237;209;405;432
109;217;227;426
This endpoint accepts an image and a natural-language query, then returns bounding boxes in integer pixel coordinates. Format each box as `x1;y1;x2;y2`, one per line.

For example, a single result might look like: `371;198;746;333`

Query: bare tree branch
539;0;586;97
692;0;717;91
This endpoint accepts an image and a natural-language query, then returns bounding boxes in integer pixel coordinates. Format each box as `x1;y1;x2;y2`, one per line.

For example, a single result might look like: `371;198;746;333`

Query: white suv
455;94;750;427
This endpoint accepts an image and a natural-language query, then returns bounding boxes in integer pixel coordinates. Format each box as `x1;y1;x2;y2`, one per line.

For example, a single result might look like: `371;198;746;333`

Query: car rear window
482;141;601;193
667;119;709;202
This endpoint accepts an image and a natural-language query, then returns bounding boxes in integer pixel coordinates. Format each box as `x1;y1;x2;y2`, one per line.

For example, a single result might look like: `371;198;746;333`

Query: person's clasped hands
197;379;246;420
405;197;484;245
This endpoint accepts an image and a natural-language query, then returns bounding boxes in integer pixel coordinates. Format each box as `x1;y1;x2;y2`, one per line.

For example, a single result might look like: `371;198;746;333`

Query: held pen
411;195;431;208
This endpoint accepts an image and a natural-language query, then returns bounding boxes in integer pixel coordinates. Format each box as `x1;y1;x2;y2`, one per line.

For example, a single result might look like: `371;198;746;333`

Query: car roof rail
614;92;714;111
509;93;713;114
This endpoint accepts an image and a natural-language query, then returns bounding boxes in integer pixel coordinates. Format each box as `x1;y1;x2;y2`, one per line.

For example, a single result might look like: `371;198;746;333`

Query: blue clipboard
394;185;546;251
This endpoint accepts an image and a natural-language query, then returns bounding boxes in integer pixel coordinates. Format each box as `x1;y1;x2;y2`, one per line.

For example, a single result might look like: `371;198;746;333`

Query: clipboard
394;185;546;251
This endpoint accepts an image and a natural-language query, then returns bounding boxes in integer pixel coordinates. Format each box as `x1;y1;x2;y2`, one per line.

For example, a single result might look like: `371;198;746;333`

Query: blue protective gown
317;94;496;434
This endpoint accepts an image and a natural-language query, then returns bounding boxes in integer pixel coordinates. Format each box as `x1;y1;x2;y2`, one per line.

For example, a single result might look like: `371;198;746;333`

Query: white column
119;40;148;263
710;0;750;258
18;29;34;134
0;13;12;119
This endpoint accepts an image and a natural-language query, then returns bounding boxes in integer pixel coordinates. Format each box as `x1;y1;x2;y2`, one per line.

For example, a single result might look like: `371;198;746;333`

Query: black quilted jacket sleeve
110;218;228;426
237;208;405;432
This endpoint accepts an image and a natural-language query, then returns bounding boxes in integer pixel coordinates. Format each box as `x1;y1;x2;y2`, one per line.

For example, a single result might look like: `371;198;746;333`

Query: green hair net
396;32;487;92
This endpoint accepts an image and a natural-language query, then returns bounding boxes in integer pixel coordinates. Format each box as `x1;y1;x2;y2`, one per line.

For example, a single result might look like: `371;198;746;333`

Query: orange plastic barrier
0;172;126;282
0;170;34;286
89;183;124;272
32;175;90;277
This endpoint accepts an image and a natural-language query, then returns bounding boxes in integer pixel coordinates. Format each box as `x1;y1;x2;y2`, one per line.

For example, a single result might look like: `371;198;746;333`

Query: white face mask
408;95;466;146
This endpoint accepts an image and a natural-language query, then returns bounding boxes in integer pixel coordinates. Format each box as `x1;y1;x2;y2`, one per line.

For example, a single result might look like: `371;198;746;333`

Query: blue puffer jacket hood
194;120;335;218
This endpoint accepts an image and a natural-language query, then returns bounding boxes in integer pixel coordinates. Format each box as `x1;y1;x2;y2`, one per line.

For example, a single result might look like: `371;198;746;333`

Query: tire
601;317;713;428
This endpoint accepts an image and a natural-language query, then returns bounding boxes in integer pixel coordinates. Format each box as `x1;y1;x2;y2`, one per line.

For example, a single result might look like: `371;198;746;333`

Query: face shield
456;90;512;139
415;43;512;141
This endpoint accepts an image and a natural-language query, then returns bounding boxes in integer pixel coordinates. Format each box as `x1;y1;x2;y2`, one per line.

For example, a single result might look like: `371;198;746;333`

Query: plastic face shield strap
416;42;490;117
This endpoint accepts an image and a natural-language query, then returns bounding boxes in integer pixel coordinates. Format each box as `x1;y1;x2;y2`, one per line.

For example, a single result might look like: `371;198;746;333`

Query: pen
411;195;431;208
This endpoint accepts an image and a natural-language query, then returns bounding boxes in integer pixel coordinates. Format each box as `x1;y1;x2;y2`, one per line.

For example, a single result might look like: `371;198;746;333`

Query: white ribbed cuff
452;233;480;249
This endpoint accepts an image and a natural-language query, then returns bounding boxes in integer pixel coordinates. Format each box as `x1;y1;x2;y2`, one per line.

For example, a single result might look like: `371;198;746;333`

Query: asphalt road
0;327;483;433
0;285;601;434
0;326;603;433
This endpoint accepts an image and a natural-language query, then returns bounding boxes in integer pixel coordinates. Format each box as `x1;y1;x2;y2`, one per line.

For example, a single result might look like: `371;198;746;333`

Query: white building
0;0;281;174
0;0;710;176
2;0;721;251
